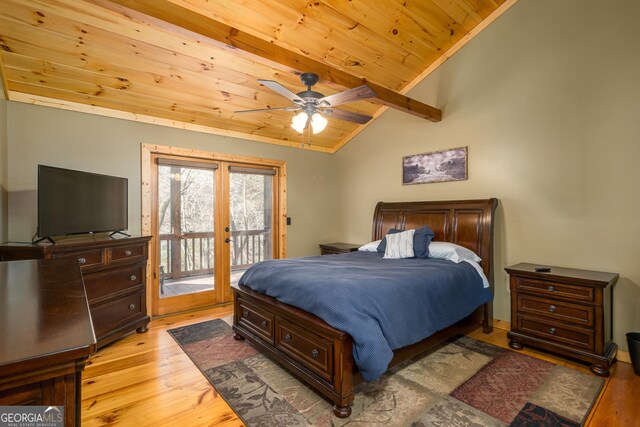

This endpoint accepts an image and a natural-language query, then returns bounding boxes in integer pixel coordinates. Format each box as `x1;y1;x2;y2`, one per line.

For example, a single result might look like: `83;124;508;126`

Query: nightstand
505;262;618;376
319;242;361;255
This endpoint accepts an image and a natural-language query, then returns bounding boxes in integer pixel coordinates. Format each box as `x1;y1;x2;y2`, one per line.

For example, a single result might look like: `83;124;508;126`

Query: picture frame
402;146;468;185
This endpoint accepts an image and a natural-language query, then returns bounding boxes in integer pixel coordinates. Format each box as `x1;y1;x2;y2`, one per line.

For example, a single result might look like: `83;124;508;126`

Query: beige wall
335;0;640;351
6;102;340;257
0;79;7;243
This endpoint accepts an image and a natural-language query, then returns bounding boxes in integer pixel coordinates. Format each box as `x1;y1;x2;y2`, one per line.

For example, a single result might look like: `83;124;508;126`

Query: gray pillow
413;226;435;258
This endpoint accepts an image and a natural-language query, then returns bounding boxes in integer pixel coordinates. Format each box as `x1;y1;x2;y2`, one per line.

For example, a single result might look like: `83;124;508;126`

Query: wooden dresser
0;235;152;349
505;262;618;376
319;242;361;255
0;258;96;426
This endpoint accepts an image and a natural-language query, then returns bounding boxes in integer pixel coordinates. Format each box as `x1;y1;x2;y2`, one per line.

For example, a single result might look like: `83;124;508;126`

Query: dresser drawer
83;264;144;303
515;277;594;303
109;244;146;264
56;249;104;270
275;318;333;382
237;299;274;344
91;291;145;336
517;315;594;351
517;295;594;327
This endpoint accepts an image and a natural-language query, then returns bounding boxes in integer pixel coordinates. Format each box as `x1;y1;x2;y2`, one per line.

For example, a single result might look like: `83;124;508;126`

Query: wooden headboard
372;198;498;286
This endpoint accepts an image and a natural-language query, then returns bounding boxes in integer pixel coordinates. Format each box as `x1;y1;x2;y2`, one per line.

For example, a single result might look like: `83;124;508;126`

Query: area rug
168;319;604;426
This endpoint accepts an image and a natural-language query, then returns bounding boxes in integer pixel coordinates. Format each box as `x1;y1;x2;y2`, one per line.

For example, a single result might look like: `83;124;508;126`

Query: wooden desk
0;258;97;426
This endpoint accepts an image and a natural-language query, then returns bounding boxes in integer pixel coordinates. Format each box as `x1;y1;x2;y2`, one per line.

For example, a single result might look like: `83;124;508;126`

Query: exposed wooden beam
98;0;441;122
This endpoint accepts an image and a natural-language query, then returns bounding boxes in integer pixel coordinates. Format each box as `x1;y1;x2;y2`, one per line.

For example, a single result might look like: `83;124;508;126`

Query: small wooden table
0;258;96;426
505;262;618;376
318;242;362;255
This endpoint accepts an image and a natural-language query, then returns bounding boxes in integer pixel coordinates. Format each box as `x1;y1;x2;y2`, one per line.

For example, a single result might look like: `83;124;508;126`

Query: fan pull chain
301;122;311;148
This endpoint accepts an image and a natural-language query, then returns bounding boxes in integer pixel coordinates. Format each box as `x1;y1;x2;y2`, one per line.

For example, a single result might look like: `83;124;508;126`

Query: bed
232;198;498;417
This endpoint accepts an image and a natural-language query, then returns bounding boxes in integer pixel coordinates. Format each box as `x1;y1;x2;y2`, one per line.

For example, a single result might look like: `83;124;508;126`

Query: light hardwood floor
82;306;639;426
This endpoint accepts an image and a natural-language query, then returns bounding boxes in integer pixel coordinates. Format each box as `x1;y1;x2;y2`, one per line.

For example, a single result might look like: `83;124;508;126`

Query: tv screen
38;165;128;237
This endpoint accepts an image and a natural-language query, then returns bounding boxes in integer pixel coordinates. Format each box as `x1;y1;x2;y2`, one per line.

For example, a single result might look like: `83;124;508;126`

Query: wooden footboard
233;284;490;417
233;285;356;416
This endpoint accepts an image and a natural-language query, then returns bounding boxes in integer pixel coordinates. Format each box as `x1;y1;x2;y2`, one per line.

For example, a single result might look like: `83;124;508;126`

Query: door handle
225;238;231;243
225;227;230;232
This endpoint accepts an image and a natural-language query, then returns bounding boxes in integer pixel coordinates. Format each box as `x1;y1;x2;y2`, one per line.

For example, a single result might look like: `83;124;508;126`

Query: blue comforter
238;251;492;381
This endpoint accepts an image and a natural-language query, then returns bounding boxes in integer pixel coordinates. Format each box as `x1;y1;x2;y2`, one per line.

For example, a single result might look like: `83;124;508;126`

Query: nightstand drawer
321;249;346;255
517;295;594;327
518;315;594;351
319;243;361;255
515;277;594;303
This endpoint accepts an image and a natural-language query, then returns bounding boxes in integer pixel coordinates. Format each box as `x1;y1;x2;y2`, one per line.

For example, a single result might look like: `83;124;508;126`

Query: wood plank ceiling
0;0;514;152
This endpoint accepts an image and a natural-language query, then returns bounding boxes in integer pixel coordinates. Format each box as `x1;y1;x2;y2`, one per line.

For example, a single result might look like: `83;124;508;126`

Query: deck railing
159;229;271;280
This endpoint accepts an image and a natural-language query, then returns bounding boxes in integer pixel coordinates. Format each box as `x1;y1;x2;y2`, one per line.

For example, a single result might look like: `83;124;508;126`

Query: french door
227;166;276;290
147;149;283;316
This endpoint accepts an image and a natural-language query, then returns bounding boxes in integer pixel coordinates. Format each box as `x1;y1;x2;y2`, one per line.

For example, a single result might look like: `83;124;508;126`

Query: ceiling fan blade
258;80;305;103
322;108;373;124
234;107;299;114
318;85;376;107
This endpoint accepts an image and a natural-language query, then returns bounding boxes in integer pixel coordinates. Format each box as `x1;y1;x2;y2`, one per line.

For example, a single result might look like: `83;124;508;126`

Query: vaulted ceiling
0;0;515;152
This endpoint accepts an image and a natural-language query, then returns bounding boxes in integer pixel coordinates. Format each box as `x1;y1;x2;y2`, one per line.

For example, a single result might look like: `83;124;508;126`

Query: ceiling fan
235;73;376;134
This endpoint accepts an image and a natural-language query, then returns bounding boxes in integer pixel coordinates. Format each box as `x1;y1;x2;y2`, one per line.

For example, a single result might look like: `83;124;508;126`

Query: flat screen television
38;165;128;238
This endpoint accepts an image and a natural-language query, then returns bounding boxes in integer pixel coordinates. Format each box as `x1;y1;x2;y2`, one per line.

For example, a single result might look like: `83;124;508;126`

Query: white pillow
358;240;382;252
429;241;481;263
383;229;415;259
465;259;490;288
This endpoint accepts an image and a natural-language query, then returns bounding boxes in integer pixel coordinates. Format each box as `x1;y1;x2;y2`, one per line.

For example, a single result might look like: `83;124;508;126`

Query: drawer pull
125;250;132;256
284;334;292;341
130;275;137;281
547;285;555;292
78;257;86;264
129;304;136;310
260;320;268;328
549;327;557;335
242;309;249;318
548;305;557;313
311;348;319;359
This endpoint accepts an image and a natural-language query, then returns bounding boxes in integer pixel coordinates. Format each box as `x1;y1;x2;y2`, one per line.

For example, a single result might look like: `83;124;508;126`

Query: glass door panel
228;168;275;287
155;159;222;314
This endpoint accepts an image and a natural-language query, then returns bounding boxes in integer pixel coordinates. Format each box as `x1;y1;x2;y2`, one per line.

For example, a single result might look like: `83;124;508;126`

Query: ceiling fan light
291;112;308;133
310;113;328;134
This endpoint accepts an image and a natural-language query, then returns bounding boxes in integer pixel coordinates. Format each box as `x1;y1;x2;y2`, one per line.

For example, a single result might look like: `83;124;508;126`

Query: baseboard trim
491;319;631;364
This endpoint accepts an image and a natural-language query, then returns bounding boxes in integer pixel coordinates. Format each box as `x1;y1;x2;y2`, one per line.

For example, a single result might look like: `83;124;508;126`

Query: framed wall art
402;146;468;185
